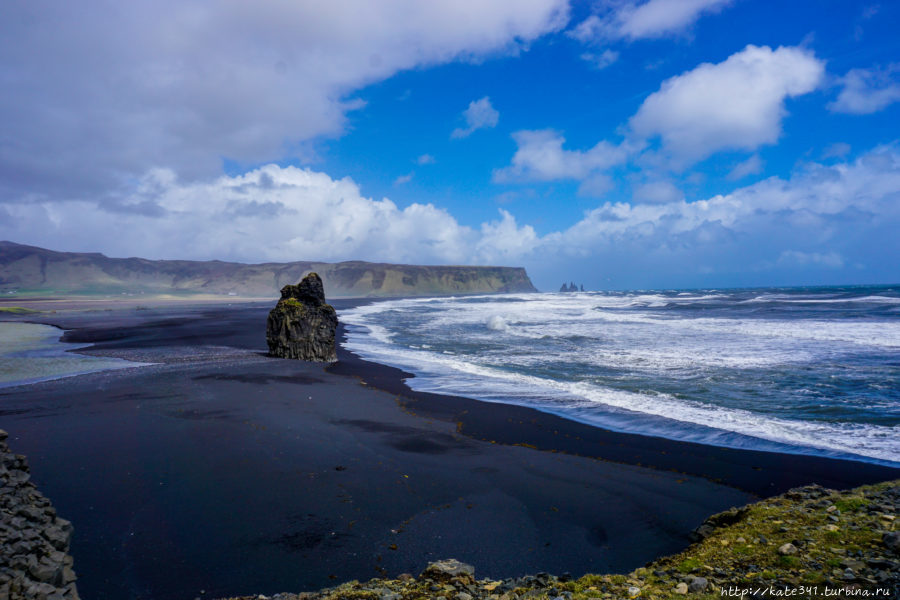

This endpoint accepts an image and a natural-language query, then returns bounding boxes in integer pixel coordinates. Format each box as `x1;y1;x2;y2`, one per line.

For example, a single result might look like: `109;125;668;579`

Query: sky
1;0;899;291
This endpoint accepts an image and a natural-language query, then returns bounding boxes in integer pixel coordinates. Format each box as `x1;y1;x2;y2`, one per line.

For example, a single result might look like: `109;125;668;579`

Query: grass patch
0;306;39;314
834;497;869;512
677;557;702;573
776;555;800;568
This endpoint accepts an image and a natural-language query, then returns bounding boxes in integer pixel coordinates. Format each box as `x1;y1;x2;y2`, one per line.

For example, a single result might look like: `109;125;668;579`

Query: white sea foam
486;315;509;331
339;290;900;464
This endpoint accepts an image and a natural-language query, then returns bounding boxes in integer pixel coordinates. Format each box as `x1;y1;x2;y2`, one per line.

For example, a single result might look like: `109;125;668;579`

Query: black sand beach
1;300;898;599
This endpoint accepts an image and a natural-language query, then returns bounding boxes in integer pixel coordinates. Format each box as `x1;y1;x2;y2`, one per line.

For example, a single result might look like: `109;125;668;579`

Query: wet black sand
1;301;898;599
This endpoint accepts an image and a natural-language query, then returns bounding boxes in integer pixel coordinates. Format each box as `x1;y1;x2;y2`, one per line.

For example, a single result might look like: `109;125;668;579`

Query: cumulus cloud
571;0;732;43
493;130;631;182
497;45;822;187
0;1;568;203
451;97;501;139
533;145;900;285
580;49;619;69
777;250;844;269
0;165;538;266
631;180;684;203
630;45;825;165
828;64;900;114
2;146;898;287
416;154;437;165
726;154;764;180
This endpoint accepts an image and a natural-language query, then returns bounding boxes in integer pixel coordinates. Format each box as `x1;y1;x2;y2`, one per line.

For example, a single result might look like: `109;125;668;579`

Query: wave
338;289;900;465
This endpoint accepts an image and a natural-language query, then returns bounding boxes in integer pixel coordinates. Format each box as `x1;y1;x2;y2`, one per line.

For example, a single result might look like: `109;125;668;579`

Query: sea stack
266;273;338;362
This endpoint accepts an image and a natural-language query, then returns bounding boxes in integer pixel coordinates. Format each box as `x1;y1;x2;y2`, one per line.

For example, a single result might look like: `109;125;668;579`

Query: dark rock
266;273;338;362
691;505;750;541
422;559;475;584
883;531;900;552
689;577;708;593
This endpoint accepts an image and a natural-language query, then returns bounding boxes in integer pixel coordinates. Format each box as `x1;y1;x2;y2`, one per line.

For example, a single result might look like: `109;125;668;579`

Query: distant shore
1;299;898;599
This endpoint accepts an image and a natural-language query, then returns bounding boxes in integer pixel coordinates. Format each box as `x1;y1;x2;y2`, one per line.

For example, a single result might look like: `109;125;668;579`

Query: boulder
266;273;338;362
421;559;475;584
689;577;708;593
884;531;900;552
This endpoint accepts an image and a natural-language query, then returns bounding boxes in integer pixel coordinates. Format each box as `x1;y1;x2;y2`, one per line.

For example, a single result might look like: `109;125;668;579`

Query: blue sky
1;0;899;290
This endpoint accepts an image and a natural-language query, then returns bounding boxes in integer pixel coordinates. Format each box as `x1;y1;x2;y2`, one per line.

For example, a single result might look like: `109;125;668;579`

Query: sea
0;322;144;388
339;285;900;467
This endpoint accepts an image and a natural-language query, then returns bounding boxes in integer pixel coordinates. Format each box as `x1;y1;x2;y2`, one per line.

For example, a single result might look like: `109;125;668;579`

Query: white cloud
493;130;630;182
451;97;501;139
580;50;619;69
394;173;414;185
2;146;899;287
777;250;844;269
631;180;683;203
726;154;764;180
496;45;822;185
0;165;538;266
822;143;852;160
416;154;437;165
828;64;900;114
578;175;615;198
476;210;540;260
571;0;732;43
630;45;824;165
543;145;900;262
0;1;568;202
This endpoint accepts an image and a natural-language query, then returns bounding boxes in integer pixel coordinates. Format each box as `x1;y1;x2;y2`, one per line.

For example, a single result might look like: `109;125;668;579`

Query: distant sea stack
559;282;584;292
0;241;538;298
266;273;338;362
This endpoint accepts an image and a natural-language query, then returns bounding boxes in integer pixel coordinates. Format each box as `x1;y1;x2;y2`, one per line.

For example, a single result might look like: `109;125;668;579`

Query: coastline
328;320;900;497
0;299;898;598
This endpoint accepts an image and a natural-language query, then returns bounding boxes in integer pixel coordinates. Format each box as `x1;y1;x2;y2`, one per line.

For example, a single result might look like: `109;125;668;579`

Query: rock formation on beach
0;430;79;599
266;273;338;362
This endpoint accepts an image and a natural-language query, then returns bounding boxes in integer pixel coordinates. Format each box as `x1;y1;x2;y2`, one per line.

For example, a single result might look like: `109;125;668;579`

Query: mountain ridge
0;241;538;298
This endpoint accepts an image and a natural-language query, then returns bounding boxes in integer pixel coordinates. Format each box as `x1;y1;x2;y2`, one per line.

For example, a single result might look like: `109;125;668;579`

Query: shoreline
327;320;900;497
5;298;900;496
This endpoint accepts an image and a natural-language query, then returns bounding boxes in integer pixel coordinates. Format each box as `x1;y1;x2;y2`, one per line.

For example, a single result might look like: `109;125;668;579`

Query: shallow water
0;322;147;388
339;285;900;465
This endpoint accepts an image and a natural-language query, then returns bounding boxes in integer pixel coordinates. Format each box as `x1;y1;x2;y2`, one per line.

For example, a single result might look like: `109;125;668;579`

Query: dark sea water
340;285;900;466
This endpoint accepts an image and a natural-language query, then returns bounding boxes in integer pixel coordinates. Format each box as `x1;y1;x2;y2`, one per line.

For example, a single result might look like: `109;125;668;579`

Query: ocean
339;285;900;466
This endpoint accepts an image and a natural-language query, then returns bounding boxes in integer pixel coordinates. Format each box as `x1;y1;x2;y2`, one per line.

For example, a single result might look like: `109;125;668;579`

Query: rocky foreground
220;480;899;600
0;431;78;600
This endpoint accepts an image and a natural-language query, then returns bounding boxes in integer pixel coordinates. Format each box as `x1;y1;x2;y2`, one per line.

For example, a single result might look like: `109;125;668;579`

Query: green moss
280;298;306;311
833;496;869;512
776;555;799;568
677;557;702;573
0;306;39;314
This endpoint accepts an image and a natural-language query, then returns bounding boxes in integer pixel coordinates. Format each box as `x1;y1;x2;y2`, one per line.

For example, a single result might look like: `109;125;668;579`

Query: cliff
0;241;537;298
